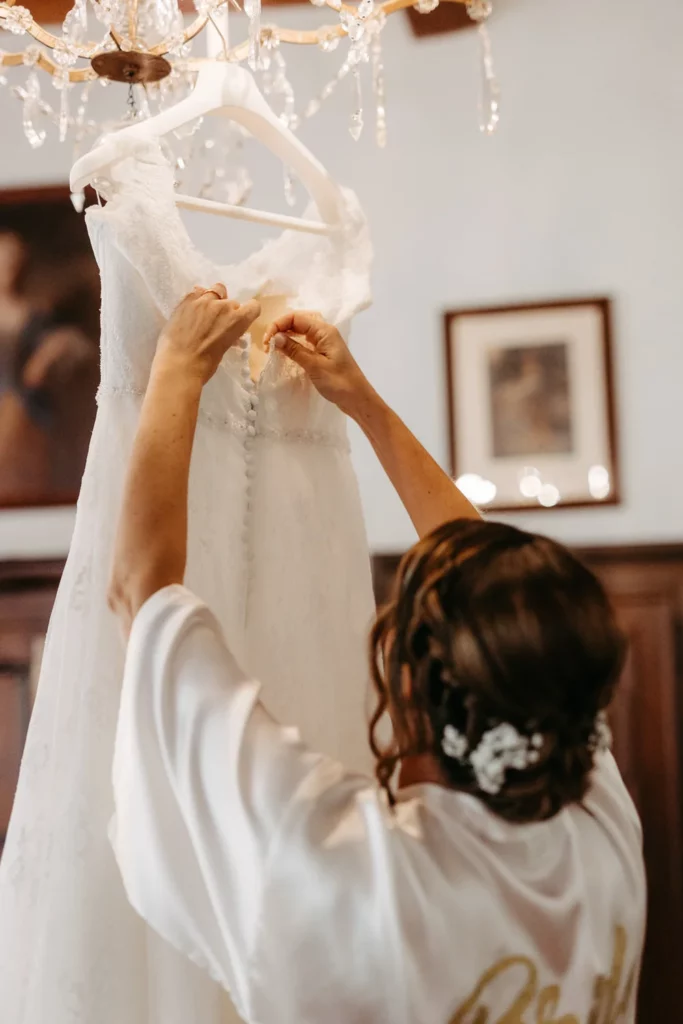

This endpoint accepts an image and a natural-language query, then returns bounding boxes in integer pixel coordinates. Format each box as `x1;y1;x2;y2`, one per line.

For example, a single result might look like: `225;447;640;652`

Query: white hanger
70;62;346;237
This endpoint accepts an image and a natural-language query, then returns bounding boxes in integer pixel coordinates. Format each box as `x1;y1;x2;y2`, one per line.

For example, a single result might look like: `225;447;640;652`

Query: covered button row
241;340;259;492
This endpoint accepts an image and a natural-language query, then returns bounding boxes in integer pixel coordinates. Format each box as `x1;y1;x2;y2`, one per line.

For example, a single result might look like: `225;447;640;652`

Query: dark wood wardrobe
1;544;682;1019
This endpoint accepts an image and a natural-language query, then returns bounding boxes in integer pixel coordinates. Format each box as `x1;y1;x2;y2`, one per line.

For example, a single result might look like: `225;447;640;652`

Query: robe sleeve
110;584;331;1016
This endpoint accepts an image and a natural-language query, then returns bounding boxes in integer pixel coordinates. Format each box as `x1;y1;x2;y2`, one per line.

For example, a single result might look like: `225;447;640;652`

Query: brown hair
369;519;626;823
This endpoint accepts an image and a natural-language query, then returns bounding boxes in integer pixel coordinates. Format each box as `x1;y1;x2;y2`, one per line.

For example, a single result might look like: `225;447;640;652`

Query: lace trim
86;136;373;326
97;384;350;452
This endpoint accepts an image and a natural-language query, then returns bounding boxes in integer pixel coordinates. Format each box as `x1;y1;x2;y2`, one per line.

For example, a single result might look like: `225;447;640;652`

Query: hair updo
368;519;626;823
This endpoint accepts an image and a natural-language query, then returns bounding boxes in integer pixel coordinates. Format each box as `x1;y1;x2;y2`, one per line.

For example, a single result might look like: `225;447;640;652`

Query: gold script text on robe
449;925;636;1024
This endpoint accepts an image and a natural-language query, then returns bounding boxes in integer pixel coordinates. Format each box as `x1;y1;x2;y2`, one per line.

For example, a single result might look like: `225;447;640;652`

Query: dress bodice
86;139;372;450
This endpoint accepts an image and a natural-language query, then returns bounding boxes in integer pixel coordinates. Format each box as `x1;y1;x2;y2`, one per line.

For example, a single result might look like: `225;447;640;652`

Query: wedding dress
0;139;375;1024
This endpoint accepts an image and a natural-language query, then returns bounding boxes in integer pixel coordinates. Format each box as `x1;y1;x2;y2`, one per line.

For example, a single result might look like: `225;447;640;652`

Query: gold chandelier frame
0;0;469;83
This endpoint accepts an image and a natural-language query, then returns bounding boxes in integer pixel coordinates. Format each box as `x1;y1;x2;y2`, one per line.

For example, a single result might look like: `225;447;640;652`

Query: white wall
0;0;681;557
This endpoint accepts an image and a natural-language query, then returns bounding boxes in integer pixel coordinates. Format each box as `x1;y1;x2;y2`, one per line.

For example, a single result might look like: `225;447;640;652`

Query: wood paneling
0;560;62;856
405;2;471;38
582;546;683;1019
0;671;28;840
20;0;71;22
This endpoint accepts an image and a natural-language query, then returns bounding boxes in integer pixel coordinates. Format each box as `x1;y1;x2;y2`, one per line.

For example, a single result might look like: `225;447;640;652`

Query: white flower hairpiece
441;712;612;796
588;711;612;753
442;724;469;761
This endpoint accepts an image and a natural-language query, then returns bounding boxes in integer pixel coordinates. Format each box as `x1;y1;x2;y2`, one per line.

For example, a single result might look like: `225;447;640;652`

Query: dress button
247;408;257;422
245;464;255;479
247;425;256;437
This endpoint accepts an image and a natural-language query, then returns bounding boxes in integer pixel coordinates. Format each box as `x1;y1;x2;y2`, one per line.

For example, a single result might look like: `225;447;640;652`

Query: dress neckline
85;136;372;327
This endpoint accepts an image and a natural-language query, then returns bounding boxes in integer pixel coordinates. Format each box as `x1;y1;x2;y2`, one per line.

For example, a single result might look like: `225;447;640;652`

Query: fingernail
273;333;286;350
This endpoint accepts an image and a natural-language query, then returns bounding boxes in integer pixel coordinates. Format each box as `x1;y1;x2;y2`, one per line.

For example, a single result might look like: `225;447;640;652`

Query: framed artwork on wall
0;186;100;509
443;297;620;512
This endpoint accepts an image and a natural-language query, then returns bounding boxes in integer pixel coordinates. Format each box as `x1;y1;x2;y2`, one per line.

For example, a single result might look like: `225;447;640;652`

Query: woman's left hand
157;284;261;385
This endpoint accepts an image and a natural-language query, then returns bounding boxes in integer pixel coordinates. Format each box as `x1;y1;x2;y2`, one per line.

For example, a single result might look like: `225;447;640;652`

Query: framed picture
444;298;620;511
0;186;100;508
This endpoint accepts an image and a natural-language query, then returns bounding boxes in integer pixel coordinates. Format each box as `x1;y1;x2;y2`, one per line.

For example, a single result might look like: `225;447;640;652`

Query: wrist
344;382;387;426
151;345;206;393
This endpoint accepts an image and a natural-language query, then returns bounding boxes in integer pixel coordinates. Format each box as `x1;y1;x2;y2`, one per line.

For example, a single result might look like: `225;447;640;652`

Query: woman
108;288;646;1023
0;233;99;504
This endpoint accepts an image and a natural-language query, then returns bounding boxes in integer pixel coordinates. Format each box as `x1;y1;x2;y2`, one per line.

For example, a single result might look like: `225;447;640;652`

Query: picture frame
0;186;100;509
443;298;620;512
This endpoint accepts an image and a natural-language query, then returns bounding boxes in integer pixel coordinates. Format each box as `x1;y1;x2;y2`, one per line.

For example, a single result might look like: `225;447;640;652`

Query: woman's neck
398;752;449;791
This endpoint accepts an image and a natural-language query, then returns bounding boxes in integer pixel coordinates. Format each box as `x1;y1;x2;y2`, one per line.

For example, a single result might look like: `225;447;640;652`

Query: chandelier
0;0;498;208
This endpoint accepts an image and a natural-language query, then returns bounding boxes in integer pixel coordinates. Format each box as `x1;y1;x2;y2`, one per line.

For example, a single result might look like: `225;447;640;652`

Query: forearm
349;388;480;539
109;356;202;630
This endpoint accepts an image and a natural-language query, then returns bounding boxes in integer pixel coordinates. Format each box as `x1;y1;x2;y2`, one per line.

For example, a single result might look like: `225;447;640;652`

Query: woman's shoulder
268;754;644;901
579;751;644;856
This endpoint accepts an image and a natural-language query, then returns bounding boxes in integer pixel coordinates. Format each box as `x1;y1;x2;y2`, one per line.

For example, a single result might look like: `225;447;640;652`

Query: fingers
180;285;206;305
177;287;258;337
217;298;261;338
234;298;261;332
272;333;316;371
263;311;325;348
264;311;323;343
205;282;228;301
182;283;228;305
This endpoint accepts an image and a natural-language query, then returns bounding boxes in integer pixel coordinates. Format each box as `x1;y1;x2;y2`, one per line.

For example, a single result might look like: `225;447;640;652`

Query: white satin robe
111;585;646;1024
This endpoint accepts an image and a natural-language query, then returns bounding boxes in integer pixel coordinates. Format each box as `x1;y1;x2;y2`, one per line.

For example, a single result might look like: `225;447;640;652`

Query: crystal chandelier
0;0;499;205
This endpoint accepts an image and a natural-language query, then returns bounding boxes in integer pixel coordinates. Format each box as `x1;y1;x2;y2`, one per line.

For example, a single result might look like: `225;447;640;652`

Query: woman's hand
157;284;261;385
263;312;375;418
265;312;481;539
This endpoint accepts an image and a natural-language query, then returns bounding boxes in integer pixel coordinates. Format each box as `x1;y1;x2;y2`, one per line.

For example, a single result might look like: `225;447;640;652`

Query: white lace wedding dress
0;141;376;1024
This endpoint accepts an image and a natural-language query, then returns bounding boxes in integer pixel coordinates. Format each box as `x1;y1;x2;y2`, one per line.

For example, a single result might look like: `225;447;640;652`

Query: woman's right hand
158;284;261;386
264;312;375;417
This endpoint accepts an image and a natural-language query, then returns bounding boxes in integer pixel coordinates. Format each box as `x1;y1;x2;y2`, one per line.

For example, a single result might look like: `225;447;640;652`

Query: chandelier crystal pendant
0;0;499;205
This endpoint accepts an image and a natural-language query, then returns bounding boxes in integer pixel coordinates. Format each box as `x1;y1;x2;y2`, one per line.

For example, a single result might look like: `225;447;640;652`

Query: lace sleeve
87;136;373;325
88;140;217;318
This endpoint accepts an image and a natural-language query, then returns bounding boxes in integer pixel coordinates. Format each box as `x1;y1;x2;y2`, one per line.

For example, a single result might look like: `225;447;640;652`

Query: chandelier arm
164;0;468;58
0;8;210;74
128;0;140;46
147;12;211;55
0;43;96;80
1;5;103;58
0;0;467;80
